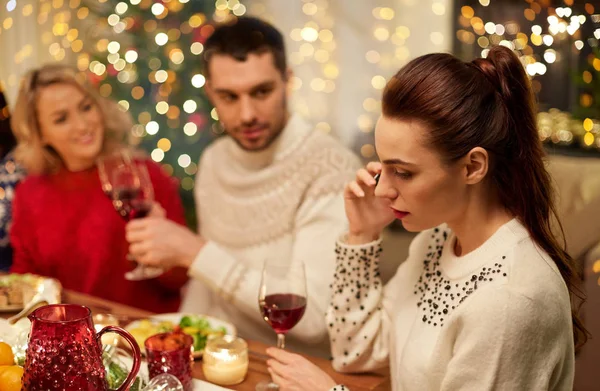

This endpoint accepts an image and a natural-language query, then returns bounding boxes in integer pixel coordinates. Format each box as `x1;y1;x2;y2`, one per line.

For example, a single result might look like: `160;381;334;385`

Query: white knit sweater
180;115;360;357
327;219;574;391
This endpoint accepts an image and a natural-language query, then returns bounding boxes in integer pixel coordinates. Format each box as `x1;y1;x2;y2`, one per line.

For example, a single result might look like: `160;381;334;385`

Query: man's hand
126;217;205;269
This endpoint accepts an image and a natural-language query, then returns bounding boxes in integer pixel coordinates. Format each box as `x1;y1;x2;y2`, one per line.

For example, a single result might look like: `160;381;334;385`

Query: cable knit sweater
327;219;574;391
180;114;360;357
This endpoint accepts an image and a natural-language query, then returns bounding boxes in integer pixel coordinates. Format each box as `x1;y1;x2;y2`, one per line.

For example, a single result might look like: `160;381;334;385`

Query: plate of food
125;313;236;358
0;273;61;312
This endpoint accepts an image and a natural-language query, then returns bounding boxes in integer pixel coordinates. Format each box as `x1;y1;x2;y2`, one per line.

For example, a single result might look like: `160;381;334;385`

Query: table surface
2;289;391;391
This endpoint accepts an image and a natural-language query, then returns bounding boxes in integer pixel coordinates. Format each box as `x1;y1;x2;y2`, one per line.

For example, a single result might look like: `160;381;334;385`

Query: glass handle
96;326;142;391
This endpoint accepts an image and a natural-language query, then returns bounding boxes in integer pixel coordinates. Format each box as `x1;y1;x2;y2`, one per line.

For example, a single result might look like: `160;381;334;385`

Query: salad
127;315;228;353
179;315;228;352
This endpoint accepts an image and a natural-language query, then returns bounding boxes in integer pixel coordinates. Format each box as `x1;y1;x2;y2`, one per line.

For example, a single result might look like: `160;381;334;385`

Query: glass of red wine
257;260;307;391
97;150;163;281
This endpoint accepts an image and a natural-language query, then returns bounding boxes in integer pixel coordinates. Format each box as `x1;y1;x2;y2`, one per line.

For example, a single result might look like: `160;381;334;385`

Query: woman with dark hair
264;46;585;390
0;89;25;271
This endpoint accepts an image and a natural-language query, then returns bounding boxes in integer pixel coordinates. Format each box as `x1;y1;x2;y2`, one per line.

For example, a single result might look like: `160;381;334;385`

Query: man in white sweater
126;17;359;357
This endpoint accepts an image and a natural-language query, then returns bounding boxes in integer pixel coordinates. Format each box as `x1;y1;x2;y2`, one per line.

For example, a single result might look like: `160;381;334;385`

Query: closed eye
220;93;237;102
393;169;413;179
252;87;273;99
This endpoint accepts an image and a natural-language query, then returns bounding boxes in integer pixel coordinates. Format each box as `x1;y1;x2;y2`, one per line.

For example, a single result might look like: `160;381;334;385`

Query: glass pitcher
22;304;141;391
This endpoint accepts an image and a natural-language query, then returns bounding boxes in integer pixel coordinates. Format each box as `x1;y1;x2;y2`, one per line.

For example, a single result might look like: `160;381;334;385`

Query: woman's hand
266;348;337;391
344;162;395;244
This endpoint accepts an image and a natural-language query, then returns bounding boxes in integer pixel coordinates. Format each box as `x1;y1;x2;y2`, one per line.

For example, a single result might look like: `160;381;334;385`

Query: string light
183;100;197;114
191;74;206;88
146;121;159;135
13;0;597;188
183;122;198;136
151;149;165;162
6;0;16;12
177;154;191;168
154;32;168;46
455;0;599;150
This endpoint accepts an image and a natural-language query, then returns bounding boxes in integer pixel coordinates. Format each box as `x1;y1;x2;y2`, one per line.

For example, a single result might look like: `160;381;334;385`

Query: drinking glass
97;150;163;280
145;332;194;391
256;260;307;391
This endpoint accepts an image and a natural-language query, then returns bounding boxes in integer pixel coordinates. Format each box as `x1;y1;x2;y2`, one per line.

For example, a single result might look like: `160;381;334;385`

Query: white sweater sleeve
188;192;348;344
326;237;391;373
327;230;431;373
439;285;574;391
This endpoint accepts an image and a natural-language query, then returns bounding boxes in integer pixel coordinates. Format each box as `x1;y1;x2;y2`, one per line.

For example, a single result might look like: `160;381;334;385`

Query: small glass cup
202;335;249;386
145;332;194;391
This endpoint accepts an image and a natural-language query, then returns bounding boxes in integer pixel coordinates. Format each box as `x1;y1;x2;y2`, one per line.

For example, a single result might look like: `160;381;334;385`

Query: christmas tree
81;0;247;224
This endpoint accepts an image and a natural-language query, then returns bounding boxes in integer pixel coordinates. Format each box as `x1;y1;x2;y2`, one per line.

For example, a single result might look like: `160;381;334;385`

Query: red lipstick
391;209;409;220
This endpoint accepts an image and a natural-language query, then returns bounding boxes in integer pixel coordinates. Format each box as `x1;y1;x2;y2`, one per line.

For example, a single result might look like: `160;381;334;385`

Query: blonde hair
11;64;133;175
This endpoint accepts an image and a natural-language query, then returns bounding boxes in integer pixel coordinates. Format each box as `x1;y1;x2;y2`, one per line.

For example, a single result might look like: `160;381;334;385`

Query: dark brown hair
202;16;286;78
382;46;587;349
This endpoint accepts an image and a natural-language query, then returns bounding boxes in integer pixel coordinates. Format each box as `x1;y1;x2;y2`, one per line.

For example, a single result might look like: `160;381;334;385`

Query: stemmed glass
97;150;163;281
143;374;184;391
256;260;307;391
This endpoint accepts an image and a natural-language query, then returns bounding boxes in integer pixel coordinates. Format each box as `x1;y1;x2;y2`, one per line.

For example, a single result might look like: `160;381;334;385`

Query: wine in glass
111;166;153;222
97;150;163;281
256;260;307;391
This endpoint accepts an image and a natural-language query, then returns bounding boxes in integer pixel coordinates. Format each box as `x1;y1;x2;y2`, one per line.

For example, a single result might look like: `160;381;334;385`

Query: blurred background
0;0;598;389
0;0;597;219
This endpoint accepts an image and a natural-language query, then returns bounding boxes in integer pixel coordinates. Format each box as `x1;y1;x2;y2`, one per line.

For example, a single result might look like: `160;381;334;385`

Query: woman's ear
461;147;489;185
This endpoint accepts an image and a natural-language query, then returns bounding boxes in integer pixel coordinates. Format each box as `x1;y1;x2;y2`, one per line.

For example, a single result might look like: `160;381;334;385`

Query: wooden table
5;290;390;391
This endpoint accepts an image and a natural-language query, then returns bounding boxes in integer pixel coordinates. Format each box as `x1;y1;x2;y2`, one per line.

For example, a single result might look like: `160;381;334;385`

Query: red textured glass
22;304;141;391
145;332;194;391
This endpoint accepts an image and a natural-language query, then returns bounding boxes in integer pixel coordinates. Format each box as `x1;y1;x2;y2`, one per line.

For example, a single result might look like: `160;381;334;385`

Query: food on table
127;319;173;350
0;342;23;391
179;315;228;352
0;274;37;309
128;315;227;352
145;331;189;351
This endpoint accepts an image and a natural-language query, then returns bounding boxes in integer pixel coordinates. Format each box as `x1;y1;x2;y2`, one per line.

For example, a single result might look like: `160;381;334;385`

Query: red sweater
10;159;188;313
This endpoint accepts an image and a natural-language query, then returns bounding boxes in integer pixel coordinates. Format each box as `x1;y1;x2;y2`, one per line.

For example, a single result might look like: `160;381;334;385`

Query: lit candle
202;335;248;386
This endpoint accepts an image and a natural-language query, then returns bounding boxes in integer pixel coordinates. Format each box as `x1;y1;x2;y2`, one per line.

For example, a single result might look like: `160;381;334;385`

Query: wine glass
97;150;163;281
256;260;307;391
143;373;184;391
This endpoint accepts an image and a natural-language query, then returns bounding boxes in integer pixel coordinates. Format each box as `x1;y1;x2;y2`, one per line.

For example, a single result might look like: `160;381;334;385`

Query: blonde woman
9;64;187;312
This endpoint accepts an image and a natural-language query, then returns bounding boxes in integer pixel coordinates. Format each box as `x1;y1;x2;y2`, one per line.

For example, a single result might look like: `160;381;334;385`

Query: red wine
114;187;152;221
259;293;307;334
